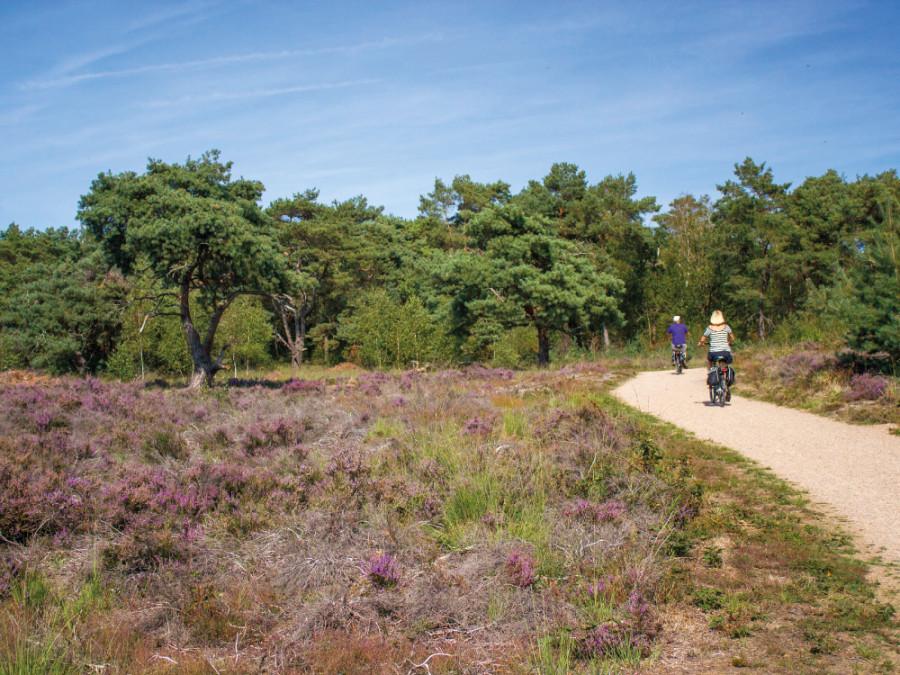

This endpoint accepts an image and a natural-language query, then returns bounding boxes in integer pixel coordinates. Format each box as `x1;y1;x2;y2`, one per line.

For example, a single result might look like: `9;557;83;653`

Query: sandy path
612;368;900;565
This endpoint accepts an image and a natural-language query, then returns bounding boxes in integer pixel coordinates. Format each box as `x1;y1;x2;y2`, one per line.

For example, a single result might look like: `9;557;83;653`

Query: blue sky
1;0;898;230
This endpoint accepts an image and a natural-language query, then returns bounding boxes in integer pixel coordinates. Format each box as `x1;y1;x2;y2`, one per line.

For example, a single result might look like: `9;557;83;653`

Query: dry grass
735;341;900;428
0;361;897;673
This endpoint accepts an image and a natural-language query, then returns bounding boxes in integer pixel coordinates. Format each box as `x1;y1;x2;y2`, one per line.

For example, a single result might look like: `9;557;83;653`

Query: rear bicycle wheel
716;386;726;406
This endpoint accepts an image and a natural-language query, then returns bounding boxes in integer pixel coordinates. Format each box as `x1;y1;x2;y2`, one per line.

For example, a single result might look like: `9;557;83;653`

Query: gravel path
612;368;900;565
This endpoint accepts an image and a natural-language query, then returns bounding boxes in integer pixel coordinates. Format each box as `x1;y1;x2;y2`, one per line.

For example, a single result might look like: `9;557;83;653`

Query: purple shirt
667;323;689;345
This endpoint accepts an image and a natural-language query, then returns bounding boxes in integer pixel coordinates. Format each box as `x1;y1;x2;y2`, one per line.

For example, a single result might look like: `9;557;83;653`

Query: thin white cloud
0;104;44;126
147;78;381;107
124;1;218;32
19;34;443;91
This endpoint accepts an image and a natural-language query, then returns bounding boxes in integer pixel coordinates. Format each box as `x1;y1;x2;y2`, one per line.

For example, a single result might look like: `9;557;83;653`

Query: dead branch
406;652;452;674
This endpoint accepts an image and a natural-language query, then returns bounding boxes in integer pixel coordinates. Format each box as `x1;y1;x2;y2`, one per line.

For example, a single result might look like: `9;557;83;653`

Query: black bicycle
708;356;732;406
672;346;687;374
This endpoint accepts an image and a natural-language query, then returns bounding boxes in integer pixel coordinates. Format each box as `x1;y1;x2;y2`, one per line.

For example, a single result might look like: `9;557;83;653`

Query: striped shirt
703;325;732;352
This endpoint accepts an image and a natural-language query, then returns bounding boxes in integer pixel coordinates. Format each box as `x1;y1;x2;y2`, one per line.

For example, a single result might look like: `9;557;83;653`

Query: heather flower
419;498;442;519
597;500;625;522
845;372;889;401
0;553;21;597
462;415;495;436
481;512;505;529
674;502;697;525
283;378;325;394
366;553;400;589
587;577;612;600
565;499;625;523
399;369;420;391
506;548;536;587
628;591;654;631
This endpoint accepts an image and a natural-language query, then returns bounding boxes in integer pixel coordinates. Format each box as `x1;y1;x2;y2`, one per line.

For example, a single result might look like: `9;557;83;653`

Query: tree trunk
603;325;610;349
274;294;312;369
537;325;550;367
758;303;766;341
181;282;229;388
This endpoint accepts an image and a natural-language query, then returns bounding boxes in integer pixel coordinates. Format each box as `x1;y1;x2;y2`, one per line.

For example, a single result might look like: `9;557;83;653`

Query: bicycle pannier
707;368;719;386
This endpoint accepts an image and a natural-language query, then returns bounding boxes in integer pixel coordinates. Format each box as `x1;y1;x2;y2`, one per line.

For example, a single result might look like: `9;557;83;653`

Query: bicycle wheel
709;386;716;404
676;361;683;375
716;386;726;406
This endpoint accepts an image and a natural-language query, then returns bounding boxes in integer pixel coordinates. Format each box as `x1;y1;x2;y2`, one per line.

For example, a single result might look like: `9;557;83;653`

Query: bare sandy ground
612;368;900;566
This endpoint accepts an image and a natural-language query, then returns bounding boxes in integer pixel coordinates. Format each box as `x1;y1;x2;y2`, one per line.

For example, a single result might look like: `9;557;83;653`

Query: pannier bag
726;366;735;386
707;368;719;386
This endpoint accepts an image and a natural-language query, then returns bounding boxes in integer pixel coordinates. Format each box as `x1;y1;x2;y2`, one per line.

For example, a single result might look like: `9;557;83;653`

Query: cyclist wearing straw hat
698;310;734;369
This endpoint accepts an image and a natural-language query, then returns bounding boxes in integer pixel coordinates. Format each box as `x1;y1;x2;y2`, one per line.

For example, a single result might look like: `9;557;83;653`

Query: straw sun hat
709;310;726;326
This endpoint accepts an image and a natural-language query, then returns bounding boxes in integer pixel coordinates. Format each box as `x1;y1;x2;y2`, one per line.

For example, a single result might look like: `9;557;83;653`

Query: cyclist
666;316;689;367
698;310;734;400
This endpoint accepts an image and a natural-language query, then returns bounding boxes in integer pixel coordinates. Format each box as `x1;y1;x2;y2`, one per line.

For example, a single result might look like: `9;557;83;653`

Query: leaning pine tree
77;151;286;387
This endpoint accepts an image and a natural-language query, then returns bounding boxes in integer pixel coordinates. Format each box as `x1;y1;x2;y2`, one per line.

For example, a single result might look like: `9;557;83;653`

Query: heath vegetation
1;362;897;674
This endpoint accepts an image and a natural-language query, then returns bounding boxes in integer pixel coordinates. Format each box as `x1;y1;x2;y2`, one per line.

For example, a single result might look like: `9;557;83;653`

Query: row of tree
1;152;898;384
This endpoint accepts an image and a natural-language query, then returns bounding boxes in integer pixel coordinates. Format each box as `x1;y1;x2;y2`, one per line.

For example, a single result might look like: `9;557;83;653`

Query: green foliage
3;158;900;376
647;194;716;342
0;224;82;295
513;164;659;342
104;267;192;379
712;157;793;341
213;294;274;370
490;326;538;368
106;314;189;380
415;174;512;249
438;204;624;365
0;251;126;374
0;640;80;675
77;150;286;384
338;288;453;368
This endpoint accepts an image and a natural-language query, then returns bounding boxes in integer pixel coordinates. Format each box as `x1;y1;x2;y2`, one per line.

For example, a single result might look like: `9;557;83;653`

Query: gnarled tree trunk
181;279;231;388
537;325;551;367
272;293;313;368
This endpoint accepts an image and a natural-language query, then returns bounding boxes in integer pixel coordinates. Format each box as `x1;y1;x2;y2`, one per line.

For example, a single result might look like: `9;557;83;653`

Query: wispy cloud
0;104;44;126
19;34;443;91
147;78;381;106
124;0;218;32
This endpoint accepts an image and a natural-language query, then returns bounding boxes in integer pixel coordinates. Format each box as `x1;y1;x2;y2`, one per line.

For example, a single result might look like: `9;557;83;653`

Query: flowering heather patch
845;372;890;401
565;499;626;523
535;404;623;452
739;343;900;425
674;502;698;526
325;441;369;494
366;552;400;589
575;592;658;660
399;369;421;391
0;552;20;597
462;414;495;436
506;548;537;587
419;498;442;519
0;365;685;672
774;349;837;384
283;377;326;394
355;370;394;396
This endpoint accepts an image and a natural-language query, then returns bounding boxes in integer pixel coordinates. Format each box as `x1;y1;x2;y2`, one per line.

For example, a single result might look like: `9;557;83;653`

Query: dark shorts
707;351;732;364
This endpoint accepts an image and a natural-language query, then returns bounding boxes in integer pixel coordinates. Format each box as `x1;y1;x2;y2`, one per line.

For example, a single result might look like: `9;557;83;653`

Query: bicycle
671;345;687;374
707;356;732;406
